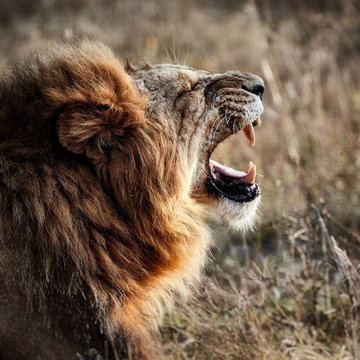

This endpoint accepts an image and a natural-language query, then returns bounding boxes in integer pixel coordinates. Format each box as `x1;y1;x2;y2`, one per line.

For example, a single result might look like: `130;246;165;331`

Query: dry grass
1;0;360;359
162;205;360;359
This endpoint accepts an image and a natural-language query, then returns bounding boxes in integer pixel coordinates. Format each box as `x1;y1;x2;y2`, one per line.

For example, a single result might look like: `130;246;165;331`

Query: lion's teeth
209;162;214;173
245;161;253;173
243;163;256;183
243;124;255;146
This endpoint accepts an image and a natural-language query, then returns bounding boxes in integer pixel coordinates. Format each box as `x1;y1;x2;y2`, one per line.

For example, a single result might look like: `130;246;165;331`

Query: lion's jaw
130;65;264;231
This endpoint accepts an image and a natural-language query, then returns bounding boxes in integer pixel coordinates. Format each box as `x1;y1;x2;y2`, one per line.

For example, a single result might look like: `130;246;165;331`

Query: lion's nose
242;83;264;98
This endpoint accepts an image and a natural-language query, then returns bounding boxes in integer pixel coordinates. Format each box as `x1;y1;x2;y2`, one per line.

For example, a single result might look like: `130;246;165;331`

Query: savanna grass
0;0;359;358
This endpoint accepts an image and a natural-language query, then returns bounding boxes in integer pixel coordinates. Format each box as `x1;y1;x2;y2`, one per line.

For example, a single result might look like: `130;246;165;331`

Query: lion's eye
192;79;208;91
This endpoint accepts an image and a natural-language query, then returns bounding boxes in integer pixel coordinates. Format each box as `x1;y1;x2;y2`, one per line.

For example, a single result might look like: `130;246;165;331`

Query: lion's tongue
210;159;256;183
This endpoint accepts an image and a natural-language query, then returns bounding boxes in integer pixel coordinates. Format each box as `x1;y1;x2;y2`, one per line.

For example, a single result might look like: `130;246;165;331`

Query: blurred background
1;1;360;359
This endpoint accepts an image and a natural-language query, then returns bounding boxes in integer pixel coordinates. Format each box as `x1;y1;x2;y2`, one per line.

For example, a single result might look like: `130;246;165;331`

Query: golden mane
0;41;210;359
0;41;264;359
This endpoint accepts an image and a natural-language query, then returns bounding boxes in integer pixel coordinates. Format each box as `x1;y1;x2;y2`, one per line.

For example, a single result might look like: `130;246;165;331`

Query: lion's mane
0;42;210;358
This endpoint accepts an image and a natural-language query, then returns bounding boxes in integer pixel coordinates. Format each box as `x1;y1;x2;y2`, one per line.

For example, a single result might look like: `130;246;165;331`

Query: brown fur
0;41;264;359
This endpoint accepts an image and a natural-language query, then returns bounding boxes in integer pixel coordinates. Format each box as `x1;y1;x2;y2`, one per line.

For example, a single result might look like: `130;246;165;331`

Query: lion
0;41;264;359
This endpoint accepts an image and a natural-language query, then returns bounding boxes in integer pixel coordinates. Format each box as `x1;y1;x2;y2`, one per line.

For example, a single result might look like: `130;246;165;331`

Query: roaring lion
0;41;264;359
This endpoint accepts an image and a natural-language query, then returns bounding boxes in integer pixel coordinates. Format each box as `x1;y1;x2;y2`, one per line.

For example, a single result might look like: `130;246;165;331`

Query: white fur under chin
216;196;261;232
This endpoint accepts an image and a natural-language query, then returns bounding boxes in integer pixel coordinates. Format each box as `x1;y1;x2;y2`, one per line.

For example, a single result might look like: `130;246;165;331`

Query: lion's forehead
149;64;209;80
130;64;209;92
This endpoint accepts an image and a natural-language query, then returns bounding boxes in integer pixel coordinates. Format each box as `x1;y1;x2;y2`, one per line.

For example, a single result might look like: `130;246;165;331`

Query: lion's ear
56;98;146;157
49;42;147;157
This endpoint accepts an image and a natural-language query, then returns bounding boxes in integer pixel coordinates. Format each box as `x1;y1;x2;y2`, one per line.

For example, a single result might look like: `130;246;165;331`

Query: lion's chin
214;195;261;232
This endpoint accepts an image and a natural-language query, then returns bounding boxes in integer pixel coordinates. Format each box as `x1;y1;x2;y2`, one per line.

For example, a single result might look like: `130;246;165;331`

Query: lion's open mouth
207;119;261;203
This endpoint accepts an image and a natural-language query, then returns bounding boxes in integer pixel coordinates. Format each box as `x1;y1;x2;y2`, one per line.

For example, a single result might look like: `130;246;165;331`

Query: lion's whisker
162;42;173;64
209;112;224;142
211;114;227;147
209;112;225;146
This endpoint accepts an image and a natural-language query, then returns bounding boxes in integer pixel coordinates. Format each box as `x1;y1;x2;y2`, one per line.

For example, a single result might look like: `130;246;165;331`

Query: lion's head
129;63;264;230
0;41;264;359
